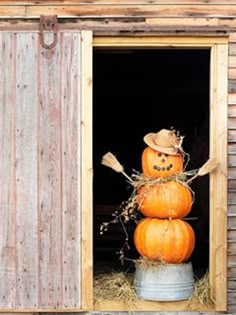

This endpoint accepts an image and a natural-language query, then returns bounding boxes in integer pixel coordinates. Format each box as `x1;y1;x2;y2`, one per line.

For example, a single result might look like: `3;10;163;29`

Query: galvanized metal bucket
134;261;194;301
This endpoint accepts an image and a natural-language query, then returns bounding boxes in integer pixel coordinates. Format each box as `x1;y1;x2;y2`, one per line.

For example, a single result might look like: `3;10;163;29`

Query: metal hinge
39;15;58;49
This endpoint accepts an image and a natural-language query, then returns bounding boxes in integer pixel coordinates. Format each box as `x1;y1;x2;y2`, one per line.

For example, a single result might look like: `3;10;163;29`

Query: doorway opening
93;48;210;278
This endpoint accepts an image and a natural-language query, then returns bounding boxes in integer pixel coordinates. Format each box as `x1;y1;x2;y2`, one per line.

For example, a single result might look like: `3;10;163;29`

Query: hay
93;272;138;306
188;272;215;308
135;257;166;268
94;268;214;309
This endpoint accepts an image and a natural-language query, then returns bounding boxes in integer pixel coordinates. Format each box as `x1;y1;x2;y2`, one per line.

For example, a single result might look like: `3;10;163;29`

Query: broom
186;157;220;184
101;152;133;183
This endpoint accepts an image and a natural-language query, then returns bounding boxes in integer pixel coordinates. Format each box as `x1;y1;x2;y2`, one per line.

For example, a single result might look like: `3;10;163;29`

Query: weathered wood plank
38;33;62;308
25;5;236;18
3;0;236;3
229;55;236;67
228;216;236;228
228;266;236;278
229;204;236;214
228;304;236;313
209;42;228;311
228;80;236;93
228;291;236;304
228;143;236;154
0;6;26;16
228;240;236;253
146;17;221;26
229;93;236;104
0;32;17;308
229;43;236;55
228;191;236;204
228;228;236;240
15;32;38;309
81;30;93;310
229;68;236;80
61;32;81;308
228;129;236;141
228;179;236;189
228;276;236;287
229;155;236;167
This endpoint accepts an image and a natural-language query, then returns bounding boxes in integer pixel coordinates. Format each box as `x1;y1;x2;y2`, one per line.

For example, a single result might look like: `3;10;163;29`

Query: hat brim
144;133;180;155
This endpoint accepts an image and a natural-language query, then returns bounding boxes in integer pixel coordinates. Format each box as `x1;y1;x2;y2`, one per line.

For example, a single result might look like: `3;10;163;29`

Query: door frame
84;35;228;312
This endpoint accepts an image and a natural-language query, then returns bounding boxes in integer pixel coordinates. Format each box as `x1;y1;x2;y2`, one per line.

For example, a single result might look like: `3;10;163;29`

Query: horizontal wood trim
0;4;233;18
93;36;227;47
94;299;215;312
3;0;236;3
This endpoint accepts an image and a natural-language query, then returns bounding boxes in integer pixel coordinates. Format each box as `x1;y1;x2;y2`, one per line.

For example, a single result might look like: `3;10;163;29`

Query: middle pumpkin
137;180;193;219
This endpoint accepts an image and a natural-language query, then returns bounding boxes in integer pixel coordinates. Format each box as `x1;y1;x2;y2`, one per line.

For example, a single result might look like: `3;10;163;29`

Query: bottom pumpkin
134;217;195;263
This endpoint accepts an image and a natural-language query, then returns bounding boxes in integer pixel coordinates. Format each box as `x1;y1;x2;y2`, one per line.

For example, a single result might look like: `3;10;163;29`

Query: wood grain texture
38;33;63;309
61;32;81;309
0;32;17;308
0;4;235;18
81;30;93;311
15;32;38;309
0;30;83;310
209;42;228;311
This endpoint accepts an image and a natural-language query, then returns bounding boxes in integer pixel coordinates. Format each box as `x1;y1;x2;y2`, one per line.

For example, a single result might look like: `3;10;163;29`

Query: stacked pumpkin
134;129;195;264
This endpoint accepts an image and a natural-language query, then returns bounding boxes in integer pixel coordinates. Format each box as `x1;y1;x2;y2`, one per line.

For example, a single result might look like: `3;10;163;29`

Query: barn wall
0;1;236;314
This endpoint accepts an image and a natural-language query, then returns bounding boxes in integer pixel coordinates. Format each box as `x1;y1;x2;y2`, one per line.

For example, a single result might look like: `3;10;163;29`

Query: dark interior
93;48;210;277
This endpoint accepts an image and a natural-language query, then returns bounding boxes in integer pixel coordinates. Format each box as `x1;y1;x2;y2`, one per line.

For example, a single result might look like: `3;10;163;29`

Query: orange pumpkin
137;180;192;219
142;147;183;178
134;217;195;263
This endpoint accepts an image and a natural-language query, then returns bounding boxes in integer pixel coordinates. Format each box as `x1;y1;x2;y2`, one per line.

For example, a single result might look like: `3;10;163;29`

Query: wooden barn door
0;27;92;311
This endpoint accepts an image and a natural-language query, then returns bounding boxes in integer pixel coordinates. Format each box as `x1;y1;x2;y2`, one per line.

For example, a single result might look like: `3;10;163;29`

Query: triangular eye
157;153;162;157
165;154;169;157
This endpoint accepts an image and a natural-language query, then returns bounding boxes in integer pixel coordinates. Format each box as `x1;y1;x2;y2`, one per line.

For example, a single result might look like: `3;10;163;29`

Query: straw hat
143;129;183;155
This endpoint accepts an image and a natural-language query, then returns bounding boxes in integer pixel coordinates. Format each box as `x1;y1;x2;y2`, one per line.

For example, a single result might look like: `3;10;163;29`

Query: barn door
0;26;93;311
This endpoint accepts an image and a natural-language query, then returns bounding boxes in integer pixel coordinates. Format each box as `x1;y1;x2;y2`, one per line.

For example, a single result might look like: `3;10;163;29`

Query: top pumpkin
142;129;184;178
142;147;183;178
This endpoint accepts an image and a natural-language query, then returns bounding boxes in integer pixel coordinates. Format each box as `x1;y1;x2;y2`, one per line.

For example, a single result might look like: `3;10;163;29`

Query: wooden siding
0;30;82;310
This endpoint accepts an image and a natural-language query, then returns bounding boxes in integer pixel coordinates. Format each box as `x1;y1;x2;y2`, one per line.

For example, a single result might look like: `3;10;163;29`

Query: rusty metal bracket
39;15;58;49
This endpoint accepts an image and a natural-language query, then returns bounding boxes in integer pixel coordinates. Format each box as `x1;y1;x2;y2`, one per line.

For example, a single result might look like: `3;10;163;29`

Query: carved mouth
153;164;173;171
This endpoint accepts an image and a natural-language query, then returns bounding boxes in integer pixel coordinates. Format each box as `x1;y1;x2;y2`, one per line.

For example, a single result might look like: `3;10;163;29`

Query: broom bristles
198;157;220;176
101;152;124;173
101;152;133;183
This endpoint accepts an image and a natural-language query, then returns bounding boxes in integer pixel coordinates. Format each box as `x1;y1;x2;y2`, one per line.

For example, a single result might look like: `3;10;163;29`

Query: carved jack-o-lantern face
142;146;183;178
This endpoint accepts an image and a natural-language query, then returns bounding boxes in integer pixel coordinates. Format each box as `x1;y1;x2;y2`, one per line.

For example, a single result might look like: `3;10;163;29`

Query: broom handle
186;173;199;185
121;171;133;183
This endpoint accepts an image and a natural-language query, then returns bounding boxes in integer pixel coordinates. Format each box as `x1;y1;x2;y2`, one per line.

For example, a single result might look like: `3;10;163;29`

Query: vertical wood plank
81;30;93;310
61;32;81;308
0;32;17;308
210;42;228;311
38;33;62;308
15;32;39;309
